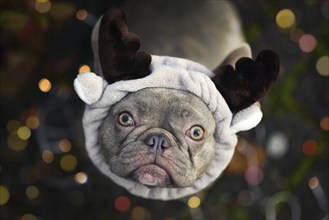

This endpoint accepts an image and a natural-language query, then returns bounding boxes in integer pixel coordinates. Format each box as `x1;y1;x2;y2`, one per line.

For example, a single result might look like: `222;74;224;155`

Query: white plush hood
74;54;262;200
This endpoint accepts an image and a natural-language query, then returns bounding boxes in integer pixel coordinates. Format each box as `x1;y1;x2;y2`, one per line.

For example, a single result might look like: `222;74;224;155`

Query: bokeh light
38;78;52;93
76;9;88;21
25;185;40;200
299;34;317;52
26;116;40;129
42;150;54;164
17;126;31;140
0;185;10;205
188;196;201;209
74;172;88;184
78;64;91;74
289;27;304;43
115;196;131;212
244;166;264;186
303;139;317;156
6;120;21;133
131;206;146;220
320;117;329;131
308;177;319;189
21;213;38;220
59;139;72;152
7;133;28;151
316;56;329;76
34;0;51;14
60;154;77;172
276;9;296;29
266;132;289;159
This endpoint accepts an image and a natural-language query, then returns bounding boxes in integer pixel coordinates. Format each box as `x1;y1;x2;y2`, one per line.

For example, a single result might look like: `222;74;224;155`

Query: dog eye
118;112;135;127
187;125;204;141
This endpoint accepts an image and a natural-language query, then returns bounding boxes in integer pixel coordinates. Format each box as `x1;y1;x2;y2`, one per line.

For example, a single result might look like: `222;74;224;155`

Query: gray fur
99;88;216;187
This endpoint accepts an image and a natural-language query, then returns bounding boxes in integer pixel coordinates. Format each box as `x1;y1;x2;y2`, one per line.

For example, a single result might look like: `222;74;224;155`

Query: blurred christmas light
308;177;319;189
115;196;131;212
7;133;28;151
302;139;317;156
0;185;10;205
320;116;329;131
74;172;88;184
17;126;31;140
276;9;296;29
6;119;21;133
26;116;40;129
38;78;52;93
244;166;264;186
19;166;40;184
79;64;91;74
42;150;54;164
76;9;88;21
34;0;51;14
238;190;254;207
266;132;288;159
25;185;40;200
299;34;317;53
131;206;146;220
60;154;77;172
289;27;304;43
69;190;84;206
59;138;72;152
316;56;329;76
21;213;38;220
188;196;201;209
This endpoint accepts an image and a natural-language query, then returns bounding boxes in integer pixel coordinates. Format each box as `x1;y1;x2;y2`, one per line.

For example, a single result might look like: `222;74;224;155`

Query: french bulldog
99;88;216;187
74;1;279;199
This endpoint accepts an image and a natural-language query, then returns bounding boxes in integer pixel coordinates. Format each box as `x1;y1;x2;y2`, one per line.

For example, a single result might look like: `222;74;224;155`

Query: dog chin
130;164;172;187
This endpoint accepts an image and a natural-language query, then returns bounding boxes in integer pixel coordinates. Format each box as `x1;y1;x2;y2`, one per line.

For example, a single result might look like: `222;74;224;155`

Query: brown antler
98;6;151;83
212;50;280;113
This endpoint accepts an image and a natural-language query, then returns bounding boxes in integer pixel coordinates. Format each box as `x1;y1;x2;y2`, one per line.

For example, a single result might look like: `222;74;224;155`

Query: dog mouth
130;164;172;187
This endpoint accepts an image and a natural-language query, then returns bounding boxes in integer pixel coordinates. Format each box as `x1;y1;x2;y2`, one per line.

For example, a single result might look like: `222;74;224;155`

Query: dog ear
212;49;280;113
98;6;152;84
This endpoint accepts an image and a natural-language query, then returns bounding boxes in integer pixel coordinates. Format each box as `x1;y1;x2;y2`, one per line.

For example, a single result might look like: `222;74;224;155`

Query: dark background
0;0;328;220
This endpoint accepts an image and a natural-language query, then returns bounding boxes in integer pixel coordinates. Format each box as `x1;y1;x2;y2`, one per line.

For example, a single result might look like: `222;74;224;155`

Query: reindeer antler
98;6;151;83
212;50;280;113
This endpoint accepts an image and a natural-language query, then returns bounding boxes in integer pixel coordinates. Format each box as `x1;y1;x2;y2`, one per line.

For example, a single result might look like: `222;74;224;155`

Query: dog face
99;88;216;187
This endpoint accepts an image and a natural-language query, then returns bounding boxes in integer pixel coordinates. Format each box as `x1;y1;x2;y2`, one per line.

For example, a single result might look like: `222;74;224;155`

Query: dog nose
144;134;170;154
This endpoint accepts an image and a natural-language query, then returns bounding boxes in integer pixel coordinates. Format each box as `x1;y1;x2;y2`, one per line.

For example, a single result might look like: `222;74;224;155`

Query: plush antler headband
74;6;279;200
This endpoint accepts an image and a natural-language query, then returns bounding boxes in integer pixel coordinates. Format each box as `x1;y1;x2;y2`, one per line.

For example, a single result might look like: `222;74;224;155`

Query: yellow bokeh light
131;206;146;220
21;213;38;220
60;154;78;172
276;9;296;29
34;0;51;13
78;64;91;74
308;177;319;189
7;133;28;151
188;196;201;209
17;126;31;140
59;139;72;153
38;78;52;93
42;150;54;164
76;9;88;21
26;116;40;129
0;185;10;205
26;185;40;199
74;172;88;184
316;56;329;76
6;120;21;133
